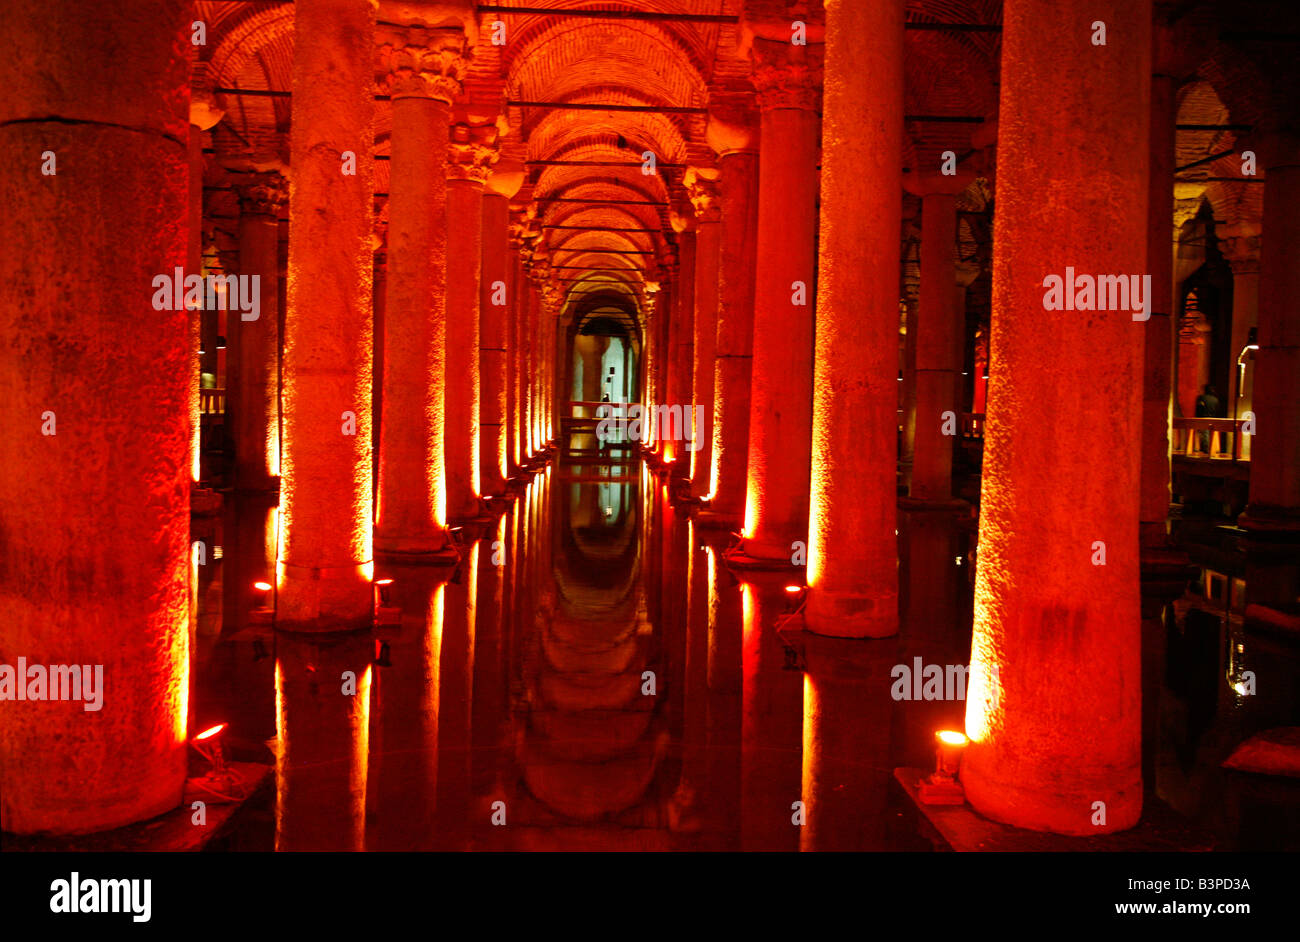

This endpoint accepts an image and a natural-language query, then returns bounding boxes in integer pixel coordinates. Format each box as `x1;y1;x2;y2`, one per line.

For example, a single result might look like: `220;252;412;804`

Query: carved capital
1218;222;1261;276
233;171;288;217
684;166;722;222
376;24;468;103
446;122;499;183
750;38;823;112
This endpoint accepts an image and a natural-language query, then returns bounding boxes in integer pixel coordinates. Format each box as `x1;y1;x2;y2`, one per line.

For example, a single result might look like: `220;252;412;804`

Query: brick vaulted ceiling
192;0;1278;318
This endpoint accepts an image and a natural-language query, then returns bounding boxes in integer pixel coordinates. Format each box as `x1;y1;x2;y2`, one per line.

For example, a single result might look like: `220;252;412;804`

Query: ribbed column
278;0;378;629
230;172;286;493
1241;130;1300;531
733;34;822;565
804;0;901;636
963;0;1150;834
446;123;497;520
702;111;758;527
480;165;523;495
373;24;463;560
0;0;191;835
687;167;721;497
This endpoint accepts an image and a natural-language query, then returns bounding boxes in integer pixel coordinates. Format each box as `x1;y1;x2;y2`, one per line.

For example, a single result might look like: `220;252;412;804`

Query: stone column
1220;225;1260;423
669;224;696;475
373;24;464;560
1241;130;1300;530
1176;310;1211;421
804;0;902;636
701;111;758;526
278;0;378;630
731;33;822;565
480;166;523;495
230;171;286;493
962;0;1150;835
905;177;969;502
687;167;722;497
1139;38;1177;546
0;0;191;834
446;122;497;520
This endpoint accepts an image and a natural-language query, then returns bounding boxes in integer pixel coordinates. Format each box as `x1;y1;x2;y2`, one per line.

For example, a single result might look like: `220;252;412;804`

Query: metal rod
1175;147;1237;173
544;225;660;233
536;197;667;206
481;5;737;24
508;100;705;115
1177;124;1252;131
529;159;685;168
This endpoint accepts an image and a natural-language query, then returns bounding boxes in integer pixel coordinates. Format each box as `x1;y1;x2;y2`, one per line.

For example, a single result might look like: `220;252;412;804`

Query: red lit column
804;0;900;636
701;111;758;527
0;0;191;835
669;226;696;474
446;123;497;521
732;33;822;565
687;168;722;497
1241;130;1300;532
963;0;1150;834
373;24;463;560
481;164;523;495
278;0;378;630
230;172;286;493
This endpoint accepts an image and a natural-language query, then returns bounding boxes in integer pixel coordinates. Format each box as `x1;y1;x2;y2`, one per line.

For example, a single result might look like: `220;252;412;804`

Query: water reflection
198;454;1297;851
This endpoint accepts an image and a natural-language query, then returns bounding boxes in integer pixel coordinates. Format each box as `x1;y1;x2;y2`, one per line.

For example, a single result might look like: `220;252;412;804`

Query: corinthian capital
446;122;499;183
750;37;823;112
376;24;469;102
684;166;722;222
233;171;288;218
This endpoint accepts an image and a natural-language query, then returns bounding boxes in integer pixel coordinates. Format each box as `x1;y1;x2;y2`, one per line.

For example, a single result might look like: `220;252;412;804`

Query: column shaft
480;191;510;494
445;172;486;521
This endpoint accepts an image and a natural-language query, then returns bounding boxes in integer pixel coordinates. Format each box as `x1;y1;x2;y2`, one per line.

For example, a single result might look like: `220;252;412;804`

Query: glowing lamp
253;581;272;592
918;729;968;805
191;723;228;773
373;577;394;607
784;585;803;594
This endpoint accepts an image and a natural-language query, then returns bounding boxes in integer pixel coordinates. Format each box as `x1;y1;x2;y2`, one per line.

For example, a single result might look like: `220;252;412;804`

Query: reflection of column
735;35;822;563
0;0;191;835
437;545;478;849
230;172;286;493
275;632;372;851
480;166;523;496
1242;130;1300;530
703;112;758;525
687;168;721;497
963;0;1149;835
446;123;497;522
805;0;901;637
279;0;377;631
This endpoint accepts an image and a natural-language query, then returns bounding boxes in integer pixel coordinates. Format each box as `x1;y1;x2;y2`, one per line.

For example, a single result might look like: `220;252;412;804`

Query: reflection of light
1233;682;1248;696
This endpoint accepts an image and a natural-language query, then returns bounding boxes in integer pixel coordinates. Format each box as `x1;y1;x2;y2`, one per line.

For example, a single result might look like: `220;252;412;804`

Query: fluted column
1242;130;1300;530
0;0;191;835
480;164;523;495
732;33;822;564
688;167;722;497
230;172;286;493
702;111;758;527
962;0;1150;835
804;0;902;637
446;123;497;521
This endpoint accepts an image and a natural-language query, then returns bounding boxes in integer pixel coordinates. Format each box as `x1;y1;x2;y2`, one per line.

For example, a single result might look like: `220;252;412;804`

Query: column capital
706;104;758;156
684;166;722;222
446;122;499;183
375;24;468;103
232;170;288;218
749;37;823;112
1218;221;1262;276
190;61;226;130
955;258;983;289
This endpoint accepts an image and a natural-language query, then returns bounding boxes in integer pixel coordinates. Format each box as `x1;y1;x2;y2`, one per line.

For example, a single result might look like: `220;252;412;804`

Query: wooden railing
1172;417;1247;461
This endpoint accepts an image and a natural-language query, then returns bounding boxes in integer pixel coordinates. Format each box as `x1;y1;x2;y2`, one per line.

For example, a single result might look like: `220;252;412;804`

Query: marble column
480;165;523;495
687;167;722;497
962;0;1150;835
805;0;902;636
669;225;696;475
701;112;758;526
1241;130;1300;530
230;172;286;493
374;24;464;560
732;34;822;565
446;123;497;520
0;0;192;834
278;0;378;629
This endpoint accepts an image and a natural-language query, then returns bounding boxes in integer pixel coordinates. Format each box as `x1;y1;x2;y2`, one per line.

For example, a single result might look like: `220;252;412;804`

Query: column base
694;508;741;531
274;561;375;632
961;754;1142;836
1238;504;1300;542
374;531;459;565
804;588;899;638
723;537;801;572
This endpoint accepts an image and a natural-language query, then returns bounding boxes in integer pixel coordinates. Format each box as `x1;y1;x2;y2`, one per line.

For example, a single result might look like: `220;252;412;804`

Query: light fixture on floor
374;577;401;627
918;729;968;805
184;722;248;804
